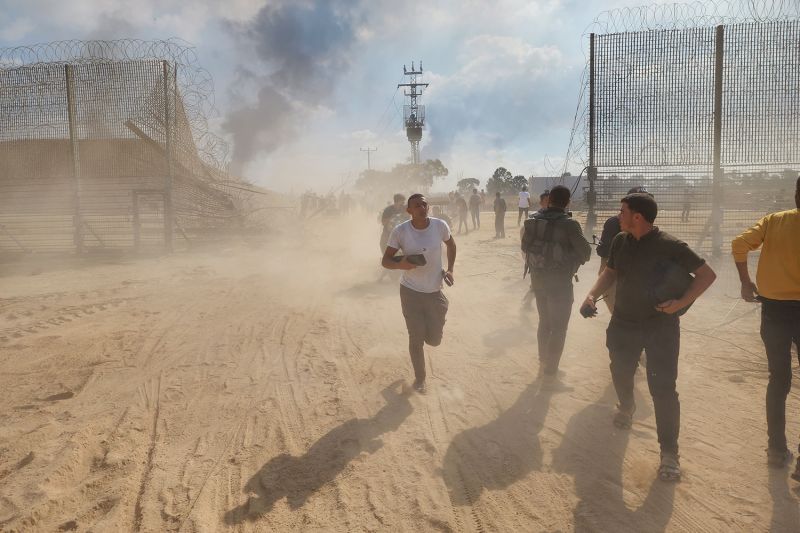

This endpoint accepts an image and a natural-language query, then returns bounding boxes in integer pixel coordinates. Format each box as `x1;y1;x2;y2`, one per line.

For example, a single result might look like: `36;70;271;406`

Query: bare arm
443;237;456;285
381;246;416;271
655;263;717;314
735;261;758;302
581;267;618;310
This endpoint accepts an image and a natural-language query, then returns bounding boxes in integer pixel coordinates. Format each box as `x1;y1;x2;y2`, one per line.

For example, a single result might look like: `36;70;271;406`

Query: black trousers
762;299;800;452
607;315;680;454
533;285;574;374
494;213;505;237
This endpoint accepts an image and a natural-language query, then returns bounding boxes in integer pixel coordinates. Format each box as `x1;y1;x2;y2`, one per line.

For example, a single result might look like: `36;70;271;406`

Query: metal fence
573;9;800;257
0;40;245;254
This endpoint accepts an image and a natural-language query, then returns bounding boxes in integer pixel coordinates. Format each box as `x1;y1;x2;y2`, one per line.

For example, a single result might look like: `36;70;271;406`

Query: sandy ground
1;210;799;532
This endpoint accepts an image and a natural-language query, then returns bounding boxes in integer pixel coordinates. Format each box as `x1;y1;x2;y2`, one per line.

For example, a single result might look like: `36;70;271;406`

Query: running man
382;194;456;393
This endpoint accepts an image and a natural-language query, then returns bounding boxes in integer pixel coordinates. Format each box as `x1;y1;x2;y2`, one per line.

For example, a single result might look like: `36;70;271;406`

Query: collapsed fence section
0;42;244;255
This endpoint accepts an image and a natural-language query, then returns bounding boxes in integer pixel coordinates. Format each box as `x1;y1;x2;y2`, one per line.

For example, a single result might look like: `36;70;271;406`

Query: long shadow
442;377;556;505
551;385;675;532
224;380;413;524
769;466;800;532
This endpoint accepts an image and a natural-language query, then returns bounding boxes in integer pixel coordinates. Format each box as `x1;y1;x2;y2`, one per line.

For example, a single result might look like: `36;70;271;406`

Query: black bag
649;260;695;316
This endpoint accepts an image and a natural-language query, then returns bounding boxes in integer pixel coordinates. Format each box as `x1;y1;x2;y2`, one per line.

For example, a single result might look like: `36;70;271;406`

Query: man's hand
443;270;454;286
580;295;598;318
740;281;758;302
655;299;684;314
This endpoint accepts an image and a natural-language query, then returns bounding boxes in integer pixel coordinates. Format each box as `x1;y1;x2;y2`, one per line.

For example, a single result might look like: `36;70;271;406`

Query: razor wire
553;0;800;259
560;0;800;177
0;39;230;171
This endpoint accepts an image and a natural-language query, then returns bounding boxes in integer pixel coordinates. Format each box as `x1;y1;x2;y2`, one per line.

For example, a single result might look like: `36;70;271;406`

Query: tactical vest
521;213;574;274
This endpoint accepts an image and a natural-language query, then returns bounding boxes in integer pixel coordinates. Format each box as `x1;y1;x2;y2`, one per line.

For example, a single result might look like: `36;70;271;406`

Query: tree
506;174;528;193
354;159;449;195
486;167;512;195
457;177;480;195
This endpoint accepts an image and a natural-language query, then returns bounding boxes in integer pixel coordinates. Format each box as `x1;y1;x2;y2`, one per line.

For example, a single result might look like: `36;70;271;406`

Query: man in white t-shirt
382;193;457;393
518;186;531;226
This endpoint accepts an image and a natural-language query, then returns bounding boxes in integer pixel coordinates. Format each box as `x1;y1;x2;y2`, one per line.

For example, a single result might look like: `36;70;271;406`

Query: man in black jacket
521;185;591;377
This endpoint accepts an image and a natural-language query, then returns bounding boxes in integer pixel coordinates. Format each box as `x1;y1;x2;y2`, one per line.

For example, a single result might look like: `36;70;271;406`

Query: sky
0;0;661;193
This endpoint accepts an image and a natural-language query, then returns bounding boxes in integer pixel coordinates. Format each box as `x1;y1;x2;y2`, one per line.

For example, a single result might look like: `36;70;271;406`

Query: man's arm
655;263;717;314
731;217;768;302
581;267;618;311
568;220;592;264
443;236;456;285
381;246;416;270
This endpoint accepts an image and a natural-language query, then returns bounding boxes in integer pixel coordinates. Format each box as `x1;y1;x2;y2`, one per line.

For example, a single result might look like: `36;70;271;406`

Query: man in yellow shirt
732;177;800;476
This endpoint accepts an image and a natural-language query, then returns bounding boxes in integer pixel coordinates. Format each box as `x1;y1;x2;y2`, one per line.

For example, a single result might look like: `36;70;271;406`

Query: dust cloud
1;205;796;531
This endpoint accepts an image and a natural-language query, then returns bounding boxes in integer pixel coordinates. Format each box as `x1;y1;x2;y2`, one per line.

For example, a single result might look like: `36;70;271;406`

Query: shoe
658;451;681;481
613;403;635;429
413;380;426;394
767;448;794;468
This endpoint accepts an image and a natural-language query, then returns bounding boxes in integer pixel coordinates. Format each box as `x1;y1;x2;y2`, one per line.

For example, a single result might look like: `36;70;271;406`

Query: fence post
586;32;598;239
162;60;174;253
711;25;725;258
65;64;83;254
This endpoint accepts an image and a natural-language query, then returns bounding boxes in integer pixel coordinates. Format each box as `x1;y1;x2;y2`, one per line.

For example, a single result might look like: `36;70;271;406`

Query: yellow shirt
731;208;800;300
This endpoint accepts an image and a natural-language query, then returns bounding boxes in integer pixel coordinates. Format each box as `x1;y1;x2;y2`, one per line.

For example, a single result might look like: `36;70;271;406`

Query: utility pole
398;61;429;164
360;146;377;170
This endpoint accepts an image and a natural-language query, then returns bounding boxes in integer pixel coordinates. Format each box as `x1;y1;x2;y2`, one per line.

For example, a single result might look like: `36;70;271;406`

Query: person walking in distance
493;191;507;238
382;194;456;393
455;193;469;234
581;193;716;481
469;188;482;230
521;186;591;378
731;177;800;474
380;194;407;253
518;185;531;226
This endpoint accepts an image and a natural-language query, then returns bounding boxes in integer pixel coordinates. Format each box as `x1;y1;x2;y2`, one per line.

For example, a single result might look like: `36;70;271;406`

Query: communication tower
398;61;429;164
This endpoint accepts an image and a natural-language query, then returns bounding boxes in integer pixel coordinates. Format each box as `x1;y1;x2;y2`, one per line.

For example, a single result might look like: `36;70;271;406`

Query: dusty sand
1;211;799;532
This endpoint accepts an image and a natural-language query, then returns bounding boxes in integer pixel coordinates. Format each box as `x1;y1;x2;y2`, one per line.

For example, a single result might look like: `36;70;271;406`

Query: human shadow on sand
769;465;800;531
442;376;556;505
223;380;412;524
551;385;675;532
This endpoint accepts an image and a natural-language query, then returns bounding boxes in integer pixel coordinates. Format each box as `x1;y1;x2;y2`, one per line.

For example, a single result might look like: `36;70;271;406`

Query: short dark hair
539;190;550;201
549;185;571;208
622;193;658;223
393;193;405;203
495;191;501;197
407;193;425;207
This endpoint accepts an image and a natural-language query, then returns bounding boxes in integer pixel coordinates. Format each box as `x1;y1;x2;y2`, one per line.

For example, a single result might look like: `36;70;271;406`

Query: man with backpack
521;185;591;378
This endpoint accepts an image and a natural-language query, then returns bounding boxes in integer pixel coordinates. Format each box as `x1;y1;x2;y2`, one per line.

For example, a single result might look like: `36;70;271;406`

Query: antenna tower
398;61;429;164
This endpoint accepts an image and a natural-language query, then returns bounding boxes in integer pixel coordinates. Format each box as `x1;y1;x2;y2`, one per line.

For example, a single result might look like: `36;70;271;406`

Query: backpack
521;213;573;276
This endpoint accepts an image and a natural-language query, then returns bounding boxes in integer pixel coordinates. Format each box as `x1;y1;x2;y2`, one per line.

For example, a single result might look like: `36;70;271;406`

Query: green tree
506;174;528;193
456;177;480;195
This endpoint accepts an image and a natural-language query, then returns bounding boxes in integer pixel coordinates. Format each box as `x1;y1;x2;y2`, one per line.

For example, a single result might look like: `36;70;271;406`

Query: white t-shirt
387;217;451;293
518;191;531;208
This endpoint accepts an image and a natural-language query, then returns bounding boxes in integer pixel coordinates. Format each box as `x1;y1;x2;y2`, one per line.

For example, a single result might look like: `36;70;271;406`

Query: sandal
612;403;635;429
658;452;681;481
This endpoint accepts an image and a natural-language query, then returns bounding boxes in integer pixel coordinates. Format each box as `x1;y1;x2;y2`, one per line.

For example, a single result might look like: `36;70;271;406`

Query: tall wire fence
557;2;799;268
0;40;254;254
